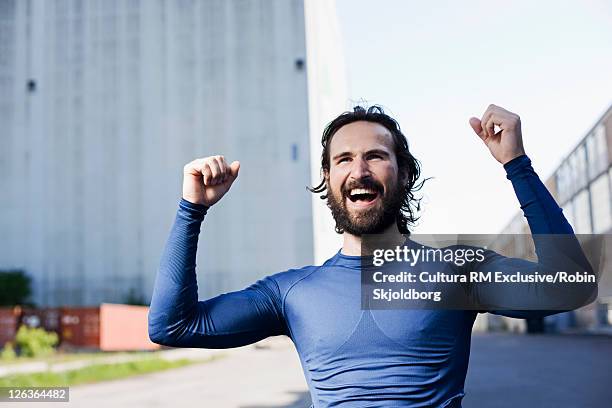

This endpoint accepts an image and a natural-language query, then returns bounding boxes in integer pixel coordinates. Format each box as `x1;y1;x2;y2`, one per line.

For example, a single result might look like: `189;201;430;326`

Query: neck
341;223;406;256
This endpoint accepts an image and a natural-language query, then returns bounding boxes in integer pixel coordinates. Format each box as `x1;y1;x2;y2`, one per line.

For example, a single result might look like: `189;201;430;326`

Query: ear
323;168;330;182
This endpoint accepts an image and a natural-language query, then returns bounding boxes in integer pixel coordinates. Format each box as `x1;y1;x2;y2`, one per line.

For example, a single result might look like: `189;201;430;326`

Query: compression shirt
148;155;593;407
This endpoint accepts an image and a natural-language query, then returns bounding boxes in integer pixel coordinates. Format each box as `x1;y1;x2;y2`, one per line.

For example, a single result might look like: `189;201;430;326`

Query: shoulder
254;253;340;297
263;264;323;295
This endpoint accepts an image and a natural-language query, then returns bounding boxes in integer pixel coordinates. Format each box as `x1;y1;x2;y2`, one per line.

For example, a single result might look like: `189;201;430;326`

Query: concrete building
0;0;346;306
483;104;612;333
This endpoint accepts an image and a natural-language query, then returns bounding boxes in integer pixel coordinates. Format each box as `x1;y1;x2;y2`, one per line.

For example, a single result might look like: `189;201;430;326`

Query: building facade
0;0;346;306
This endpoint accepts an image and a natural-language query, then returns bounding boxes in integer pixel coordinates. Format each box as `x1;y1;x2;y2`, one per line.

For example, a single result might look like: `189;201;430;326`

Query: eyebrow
331;149;391;162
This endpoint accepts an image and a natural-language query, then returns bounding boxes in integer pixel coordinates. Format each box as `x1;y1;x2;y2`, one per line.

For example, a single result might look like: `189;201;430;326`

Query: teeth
350;188;376;196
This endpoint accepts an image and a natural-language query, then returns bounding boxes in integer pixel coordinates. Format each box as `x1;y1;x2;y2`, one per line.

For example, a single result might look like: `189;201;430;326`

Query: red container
0;307;20;347
60;306;100;349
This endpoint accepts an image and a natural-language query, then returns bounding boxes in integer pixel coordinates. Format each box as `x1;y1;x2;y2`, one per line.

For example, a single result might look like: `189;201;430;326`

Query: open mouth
346;187;380;205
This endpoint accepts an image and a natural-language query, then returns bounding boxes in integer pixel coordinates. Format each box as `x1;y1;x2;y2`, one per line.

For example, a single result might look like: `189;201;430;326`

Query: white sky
335;0;612;234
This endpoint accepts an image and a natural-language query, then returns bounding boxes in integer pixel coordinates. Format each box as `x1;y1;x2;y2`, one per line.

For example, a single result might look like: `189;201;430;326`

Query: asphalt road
12;338;309;408
463;333;612;408
12;333;611;408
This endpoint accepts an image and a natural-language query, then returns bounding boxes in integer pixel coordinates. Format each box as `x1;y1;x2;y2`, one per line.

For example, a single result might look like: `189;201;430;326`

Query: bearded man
148;104;593;407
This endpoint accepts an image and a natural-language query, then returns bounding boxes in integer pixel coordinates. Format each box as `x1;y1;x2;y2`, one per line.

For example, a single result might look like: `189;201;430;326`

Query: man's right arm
148;156;287;348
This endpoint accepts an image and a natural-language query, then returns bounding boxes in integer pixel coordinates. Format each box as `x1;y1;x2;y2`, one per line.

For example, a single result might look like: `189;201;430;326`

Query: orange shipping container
99;303;159;351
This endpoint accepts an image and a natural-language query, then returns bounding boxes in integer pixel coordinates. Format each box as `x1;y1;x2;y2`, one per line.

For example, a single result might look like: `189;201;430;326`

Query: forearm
475;156;595;316
504;154;572;234
505;154;591;270
148;199;208;345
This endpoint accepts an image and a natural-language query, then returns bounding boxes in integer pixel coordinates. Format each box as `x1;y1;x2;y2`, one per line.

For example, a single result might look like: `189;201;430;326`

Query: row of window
502;120;611;236
562;168;612;234
556;124;608;203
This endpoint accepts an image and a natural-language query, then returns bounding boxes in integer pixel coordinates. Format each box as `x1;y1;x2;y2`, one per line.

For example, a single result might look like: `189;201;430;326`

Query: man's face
325;121;405;236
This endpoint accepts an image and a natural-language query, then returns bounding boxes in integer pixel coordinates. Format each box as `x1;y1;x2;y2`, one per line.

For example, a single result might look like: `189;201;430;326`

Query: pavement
463;333;612;408
7;333;612;408
9;337;309;408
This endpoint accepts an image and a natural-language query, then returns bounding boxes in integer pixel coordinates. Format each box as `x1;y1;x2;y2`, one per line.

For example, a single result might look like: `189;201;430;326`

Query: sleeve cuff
179;198;209;217
503;154;531;179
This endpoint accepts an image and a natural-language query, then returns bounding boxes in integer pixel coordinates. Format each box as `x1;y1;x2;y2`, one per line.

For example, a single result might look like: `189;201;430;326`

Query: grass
3;350;153;366
0;357;198;387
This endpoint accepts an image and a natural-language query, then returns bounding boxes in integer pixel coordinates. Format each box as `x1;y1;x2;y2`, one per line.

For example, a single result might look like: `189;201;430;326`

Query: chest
285;280;472;361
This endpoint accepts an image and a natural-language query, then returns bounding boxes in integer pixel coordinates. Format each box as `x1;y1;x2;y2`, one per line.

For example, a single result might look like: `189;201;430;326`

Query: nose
349;156;372;180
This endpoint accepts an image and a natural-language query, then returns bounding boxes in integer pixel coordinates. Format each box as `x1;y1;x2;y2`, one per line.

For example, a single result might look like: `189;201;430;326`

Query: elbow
570;260;598;309
148;323;187;348
554;279;598;312
575;281;598;310
147;311;179;347
148;322;173;347
148;326;167;346
147;310;198;348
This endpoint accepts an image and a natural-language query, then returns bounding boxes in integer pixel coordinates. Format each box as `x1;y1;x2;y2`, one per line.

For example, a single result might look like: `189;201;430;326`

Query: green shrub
1;341;17;361
15;325;58;358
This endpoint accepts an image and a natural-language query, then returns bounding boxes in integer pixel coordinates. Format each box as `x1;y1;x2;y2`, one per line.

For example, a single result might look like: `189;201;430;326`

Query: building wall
0;0;346;306
303;0;347;263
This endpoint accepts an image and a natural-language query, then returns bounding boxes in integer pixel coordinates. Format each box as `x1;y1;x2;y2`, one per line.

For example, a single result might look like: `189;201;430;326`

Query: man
148;104;593;407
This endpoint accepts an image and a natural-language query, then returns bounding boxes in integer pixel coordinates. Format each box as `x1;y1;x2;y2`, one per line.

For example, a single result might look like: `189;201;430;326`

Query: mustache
341;178;384;197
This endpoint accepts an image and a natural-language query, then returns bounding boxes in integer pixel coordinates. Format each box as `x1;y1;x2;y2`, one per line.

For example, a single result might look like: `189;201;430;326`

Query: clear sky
335;0;612;234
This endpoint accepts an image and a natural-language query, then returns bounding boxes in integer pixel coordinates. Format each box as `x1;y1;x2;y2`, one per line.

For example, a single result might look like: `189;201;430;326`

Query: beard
326;177;405;236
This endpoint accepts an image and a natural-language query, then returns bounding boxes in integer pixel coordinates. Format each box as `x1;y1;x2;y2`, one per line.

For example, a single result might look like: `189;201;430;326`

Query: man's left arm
466;105;596;317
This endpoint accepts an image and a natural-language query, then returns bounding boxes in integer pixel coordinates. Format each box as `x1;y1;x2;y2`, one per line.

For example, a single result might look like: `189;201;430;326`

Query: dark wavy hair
308;105;426;234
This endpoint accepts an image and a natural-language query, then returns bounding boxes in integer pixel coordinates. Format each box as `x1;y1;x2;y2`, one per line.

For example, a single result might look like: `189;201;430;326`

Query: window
556;161;573;203
595;124;608;172
572;190;592;234
586;125;609;179
590;173;611;233
570;145;588;191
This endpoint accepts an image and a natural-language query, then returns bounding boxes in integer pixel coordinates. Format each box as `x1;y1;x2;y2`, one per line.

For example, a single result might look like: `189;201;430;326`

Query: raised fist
469;104;526;165
182;155;240;207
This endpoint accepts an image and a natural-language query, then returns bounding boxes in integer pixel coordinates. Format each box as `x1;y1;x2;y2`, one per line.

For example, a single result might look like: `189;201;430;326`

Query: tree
0;270;32;306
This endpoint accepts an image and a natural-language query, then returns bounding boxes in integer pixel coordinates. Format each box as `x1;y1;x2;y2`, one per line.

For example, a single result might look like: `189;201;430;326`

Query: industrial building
0;0;346;306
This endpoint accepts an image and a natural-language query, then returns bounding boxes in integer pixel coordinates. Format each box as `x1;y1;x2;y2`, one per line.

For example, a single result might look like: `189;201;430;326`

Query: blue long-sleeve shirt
148;155;593;407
